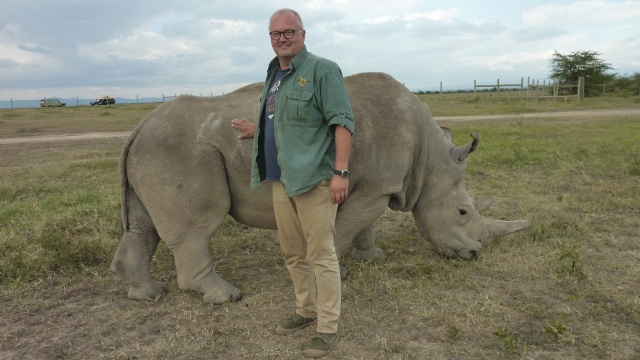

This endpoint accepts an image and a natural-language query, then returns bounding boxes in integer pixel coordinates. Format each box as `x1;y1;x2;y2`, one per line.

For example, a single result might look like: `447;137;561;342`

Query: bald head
269;8;304;30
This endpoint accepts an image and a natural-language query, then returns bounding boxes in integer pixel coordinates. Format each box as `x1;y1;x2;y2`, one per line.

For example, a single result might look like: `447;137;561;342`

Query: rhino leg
167;225;243;304
111;230;167;300
146;159;242;304
334;196;388;278
350;226;386;261
111;189;167;300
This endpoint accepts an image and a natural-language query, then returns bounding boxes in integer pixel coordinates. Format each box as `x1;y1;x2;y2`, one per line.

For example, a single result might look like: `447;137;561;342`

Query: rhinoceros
110;72;529;304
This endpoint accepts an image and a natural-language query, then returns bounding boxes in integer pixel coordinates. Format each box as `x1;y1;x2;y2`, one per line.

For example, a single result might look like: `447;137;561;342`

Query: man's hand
330;176;349;204
231;118;256;139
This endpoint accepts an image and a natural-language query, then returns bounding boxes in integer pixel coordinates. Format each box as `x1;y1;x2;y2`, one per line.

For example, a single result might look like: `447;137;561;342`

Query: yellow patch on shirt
298;77;308;87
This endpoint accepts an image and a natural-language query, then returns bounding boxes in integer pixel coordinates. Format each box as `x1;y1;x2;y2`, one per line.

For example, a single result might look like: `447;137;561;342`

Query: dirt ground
1;107;639;359
1;108;638;145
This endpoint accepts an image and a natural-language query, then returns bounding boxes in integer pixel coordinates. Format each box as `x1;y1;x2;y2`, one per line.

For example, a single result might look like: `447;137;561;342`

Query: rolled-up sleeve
319;70;355;135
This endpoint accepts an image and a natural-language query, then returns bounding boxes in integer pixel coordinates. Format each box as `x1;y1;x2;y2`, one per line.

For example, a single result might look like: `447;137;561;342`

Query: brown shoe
275;313;316;335
304;332;339;358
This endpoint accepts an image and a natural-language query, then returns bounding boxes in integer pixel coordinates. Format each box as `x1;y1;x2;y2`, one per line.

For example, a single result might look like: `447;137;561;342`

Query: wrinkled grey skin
111;72;529;304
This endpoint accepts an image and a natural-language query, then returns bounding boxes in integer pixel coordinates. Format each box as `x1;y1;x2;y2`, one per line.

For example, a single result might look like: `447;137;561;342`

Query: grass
0;103;158;137
0;95;639;359
0;140;122;283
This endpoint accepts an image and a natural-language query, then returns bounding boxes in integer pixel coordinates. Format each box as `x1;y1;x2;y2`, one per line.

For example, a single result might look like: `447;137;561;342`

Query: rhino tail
119;117;149;232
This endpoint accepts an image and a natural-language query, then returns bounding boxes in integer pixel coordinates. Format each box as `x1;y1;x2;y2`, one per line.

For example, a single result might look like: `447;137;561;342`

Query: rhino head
412;129;530;260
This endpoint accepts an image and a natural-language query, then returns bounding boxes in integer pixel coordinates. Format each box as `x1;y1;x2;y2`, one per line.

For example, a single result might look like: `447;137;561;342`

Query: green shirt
251;46;355;197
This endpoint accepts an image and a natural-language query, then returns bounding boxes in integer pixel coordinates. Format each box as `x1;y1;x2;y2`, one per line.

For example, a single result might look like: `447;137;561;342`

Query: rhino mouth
428;232;481;260
437;246;480;261
456;248;479;260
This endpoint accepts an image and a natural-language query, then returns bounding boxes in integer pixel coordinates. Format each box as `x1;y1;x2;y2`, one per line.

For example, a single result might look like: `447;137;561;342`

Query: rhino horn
452;133;479;162
481;218;530;241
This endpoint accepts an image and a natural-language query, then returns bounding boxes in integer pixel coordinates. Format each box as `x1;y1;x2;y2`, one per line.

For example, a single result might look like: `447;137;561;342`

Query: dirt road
1;108;638;145
0;131;131;145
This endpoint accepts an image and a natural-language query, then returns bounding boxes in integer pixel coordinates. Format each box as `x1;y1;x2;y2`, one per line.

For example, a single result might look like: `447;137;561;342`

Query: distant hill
0;97;166;109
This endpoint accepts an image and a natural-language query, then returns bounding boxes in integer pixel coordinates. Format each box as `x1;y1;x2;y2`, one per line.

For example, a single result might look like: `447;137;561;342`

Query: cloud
0;0;638;99
405;8;460;23
523;0;640;26
17;44;50;54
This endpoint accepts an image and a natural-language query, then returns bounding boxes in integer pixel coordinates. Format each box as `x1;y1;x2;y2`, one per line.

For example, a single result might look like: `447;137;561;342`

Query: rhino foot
340;265;349;279
202;285;243;304
127;280;168;301
350;246;386;262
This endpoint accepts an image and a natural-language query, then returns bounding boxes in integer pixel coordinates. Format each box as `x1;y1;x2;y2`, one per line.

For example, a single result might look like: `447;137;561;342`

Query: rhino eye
458;209;468;216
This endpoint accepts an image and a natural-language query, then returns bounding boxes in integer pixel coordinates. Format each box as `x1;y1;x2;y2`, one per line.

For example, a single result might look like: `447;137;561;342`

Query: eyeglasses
269;29;298;40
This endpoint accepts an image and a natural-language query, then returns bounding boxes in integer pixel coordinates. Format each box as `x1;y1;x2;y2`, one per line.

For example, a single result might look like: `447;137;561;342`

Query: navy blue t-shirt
264;68;288;181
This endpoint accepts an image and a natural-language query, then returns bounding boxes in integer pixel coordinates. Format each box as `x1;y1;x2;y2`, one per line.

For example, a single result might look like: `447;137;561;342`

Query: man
232;8;354;358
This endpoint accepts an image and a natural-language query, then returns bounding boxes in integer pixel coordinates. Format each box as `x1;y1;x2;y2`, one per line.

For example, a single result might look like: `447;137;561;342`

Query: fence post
474;80;477;96
578;77;584;102
520;78;523;98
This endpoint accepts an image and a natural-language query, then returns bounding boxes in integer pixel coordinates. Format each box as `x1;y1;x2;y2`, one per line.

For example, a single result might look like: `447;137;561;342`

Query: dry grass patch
0;103;159;138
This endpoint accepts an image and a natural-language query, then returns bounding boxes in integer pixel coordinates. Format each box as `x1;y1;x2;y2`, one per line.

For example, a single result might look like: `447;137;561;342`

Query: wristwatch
333;169;349;178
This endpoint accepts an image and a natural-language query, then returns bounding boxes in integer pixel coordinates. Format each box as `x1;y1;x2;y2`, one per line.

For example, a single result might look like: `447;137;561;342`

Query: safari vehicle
91;96;116;105
40;99;66;107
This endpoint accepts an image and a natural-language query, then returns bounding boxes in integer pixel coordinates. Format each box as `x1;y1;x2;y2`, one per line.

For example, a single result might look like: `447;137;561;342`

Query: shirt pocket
285;90;320;127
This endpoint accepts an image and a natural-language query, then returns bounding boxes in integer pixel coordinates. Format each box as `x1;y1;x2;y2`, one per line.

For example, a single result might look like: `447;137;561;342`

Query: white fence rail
527;77;585;102
474;78;524;97
470;77;585;102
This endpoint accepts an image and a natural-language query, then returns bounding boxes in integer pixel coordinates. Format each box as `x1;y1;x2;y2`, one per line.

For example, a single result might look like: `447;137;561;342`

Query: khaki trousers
272;180;341;334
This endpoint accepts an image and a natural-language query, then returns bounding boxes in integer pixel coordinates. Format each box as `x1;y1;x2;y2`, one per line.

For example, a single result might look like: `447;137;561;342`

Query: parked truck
91;96;116;105
40;99;66;107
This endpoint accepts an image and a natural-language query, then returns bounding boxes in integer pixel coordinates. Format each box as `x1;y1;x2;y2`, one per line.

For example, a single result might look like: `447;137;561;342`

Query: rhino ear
473;196;493;214
440;126;453;142
452;133;480;163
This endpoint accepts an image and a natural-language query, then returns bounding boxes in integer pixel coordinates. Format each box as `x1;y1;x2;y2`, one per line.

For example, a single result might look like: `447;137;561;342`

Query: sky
1;0;639;100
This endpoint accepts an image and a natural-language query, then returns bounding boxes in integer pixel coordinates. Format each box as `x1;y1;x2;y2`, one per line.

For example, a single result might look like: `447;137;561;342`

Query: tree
608;72;640;96
633;72;640;96
549;50;614;96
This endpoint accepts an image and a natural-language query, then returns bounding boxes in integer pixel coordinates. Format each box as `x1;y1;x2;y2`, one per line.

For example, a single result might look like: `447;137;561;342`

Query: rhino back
125;83;278;231
345;72;436;211
123;96;223;231
123;73;440;232
199;83;277;228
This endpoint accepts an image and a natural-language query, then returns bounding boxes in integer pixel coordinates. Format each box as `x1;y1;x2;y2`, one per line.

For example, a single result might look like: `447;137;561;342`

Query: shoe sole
275;320;315;335
304;334;339;358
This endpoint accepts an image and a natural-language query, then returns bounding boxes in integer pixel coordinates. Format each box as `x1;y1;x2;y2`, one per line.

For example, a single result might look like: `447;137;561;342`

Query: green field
1;95;639;359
